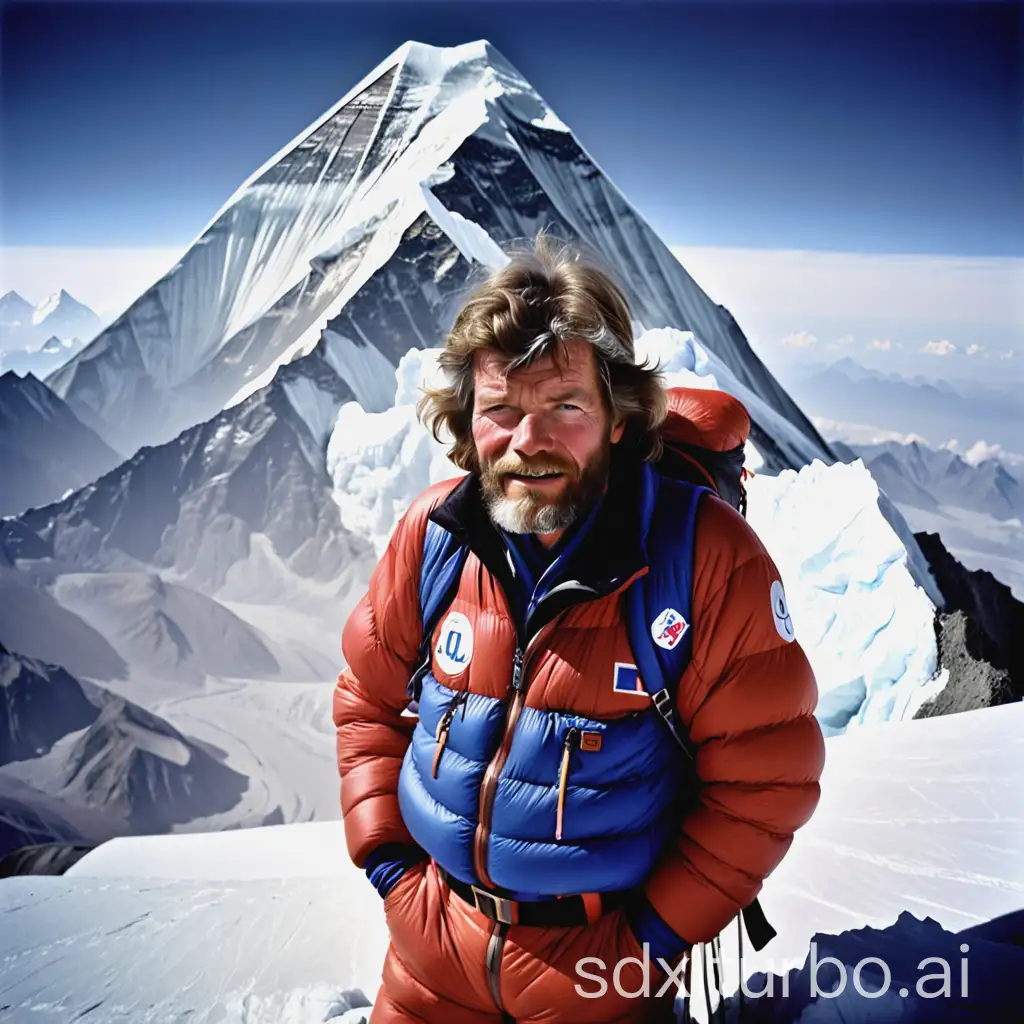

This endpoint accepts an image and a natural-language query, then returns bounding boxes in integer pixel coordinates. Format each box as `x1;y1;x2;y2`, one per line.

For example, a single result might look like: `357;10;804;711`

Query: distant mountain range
833;436;1024;602
0;335;375;701
840;438;1023;522
0;291;103;374
1;339;373;600
786;357;1023;454
0;371;123;517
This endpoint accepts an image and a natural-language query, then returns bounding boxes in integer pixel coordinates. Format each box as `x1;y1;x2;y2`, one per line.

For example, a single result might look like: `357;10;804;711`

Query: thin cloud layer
671;246;1022;328
782;331;818;348
921;340;957;356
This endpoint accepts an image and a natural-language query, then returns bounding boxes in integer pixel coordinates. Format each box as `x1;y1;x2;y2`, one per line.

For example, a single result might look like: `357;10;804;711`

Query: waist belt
437;863;630;927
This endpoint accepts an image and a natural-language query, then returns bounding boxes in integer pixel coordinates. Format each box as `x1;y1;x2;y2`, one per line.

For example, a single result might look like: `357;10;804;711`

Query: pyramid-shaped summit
46;39;832;469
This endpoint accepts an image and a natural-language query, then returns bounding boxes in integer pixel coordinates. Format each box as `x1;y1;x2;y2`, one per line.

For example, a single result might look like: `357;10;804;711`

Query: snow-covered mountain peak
0;291;34;328
394;37;565;128
1;367;59;418
43;38;829;471
31;288;86;324
31;290;65;325
20;289;103;345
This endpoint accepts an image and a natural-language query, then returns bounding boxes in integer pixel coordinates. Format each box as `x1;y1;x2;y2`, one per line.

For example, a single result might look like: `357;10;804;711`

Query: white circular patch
651;607;689;650
435;611;474;675
770;580;795;642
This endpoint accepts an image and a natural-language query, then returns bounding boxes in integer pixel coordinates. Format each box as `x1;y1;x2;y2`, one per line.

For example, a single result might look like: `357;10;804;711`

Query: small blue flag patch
613;662;643;694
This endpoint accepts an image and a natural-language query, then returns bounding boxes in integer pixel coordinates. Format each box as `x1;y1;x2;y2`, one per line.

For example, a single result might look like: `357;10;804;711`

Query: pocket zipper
555;727;579;841
432;690;468;779
555;728;603;840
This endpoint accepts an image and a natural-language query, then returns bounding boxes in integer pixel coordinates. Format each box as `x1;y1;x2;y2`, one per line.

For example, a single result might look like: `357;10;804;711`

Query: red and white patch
651;607;689;650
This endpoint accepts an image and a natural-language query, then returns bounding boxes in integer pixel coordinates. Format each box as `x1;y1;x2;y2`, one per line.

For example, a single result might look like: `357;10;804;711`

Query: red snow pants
371;859;679;1024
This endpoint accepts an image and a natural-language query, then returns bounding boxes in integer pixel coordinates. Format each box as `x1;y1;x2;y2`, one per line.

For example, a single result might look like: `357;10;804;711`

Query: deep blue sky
1;0;1020;256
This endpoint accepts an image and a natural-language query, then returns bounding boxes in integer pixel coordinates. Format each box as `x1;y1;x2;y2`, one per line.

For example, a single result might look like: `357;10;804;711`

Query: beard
479;440;612;535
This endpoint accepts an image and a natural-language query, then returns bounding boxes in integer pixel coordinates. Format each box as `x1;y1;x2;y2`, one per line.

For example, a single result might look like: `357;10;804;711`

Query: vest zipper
555;727;579;841
471;567;648;889
471;615;563;888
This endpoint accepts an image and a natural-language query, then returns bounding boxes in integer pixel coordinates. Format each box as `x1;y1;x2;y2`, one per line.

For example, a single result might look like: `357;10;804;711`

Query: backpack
655;385;753;517
410;385;775;959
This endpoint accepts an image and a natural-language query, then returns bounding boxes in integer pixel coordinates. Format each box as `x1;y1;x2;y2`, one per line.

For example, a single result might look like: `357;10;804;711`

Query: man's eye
558;403;582;412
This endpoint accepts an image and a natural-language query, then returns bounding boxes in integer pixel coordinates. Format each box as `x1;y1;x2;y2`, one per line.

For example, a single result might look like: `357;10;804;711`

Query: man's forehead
474;344;597;393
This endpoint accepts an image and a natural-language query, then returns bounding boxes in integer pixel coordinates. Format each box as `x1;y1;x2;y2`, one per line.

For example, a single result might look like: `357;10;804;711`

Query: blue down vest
396;463;705;901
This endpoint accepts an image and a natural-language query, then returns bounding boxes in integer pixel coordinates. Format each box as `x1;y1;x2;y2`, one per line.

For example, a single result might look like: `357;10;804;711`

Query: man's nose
511;412;553;455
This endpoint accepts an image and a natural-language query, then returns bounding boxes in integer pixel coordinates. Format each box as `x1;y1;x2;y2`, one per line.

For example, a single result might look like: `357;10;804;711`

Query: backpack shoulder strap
408;518;469;704
625;472;777;953
623;472;705;764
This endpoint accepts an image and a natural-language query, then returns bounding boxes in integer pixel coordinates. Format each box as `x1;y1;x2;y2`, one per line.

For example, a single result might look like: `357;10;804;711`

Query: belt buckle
471;884;516;925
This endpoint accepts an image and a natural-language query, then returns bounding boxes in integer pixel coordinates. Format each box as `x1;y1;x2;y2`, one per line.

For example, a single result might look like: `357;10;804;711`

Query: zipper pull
511;647;525;692
555;727;579;841
432;713;452;779
431;692;466;779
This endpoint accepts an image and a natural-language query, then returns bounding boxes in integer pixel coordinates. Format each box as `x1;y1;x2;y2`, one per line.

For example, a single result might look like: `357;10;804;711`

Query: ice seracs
327;347;464;556
745;460;946;734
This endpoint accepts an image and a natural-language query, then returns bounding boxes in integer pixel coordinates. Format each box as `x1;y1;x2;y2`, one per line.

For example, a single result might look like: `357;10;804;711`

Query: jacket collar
428;448;653;596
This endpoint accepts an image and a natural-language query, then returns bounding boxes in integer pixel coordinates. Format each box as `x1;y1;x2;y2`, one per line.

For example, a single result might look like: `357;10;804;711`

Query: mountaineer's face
471;339;624;536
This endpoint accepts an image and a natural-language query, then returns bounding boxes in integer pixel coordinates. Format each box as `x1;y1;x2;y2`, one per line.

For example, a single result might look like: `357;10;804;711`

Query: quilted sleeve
641;495;826;944
331;488;443;866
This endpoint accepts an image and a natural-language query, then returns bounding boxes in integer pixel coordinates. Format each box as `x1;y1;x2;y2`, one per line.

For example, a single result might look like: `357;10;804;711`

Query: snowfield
1;701;1019;1022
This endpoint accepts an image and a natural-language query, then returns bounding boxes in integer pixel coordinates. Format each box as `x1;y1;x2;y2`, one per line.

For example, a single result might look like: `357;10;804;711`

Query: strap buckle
471;884;517;925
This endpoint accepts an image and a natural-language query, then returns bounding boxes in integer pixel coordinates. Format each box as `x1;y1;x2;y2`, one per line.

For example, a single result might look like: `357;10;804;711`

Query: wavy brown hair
418;231;668;473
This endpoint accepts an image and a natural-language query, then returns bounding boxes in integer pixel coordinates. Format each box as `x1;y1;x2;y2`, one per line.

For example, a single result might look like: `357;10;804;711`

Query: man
333;234;825;1023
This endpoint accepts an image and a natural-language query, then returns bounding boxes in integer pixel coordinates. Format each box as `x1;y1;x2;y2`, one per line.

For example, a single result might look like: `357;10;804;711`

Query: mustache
485;455;571;476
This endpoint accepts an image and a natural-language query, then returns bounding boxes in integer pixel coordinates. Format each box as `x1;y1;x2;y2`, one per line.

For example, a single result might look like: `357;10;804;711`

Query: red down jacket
332;389;825;1021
